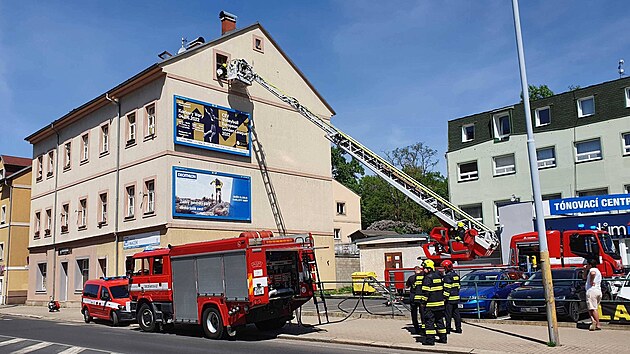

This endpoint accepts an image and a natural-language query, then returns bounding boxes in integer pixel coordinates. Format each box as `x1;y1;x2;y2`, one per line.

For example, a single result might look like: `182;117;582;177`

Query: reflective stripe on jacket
443;270;461;301
421;270;444;308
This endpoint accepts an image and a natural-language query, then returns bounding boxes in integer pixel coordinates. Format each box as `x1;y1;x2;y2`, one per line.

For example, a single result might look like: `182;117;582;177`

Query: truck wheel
110;310;120;327
138;304;157;332
83;308;91;323
202;307;225;339
255;317;287;331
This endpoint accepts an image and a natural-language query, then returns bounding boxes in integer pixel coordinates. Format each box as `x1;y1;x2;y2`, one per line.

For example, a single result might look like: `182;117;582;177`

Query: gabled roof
26;22;335;144
1;155;31;168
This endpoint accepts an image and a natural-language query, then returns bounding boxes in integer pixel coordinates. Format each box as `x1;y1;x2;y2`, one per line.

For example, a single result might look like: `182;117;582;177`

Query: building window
494;200;512;225
577;188;608;197
623;133;630;156
336;202;346;215
0;243;3;260
333;228;341;240
0;169;3;179
145;180;155;214
1;205;5;224
98;258;107;278
215;52;229;80
460;204;483;223
577;96;595;117
542;193;562;201
75;258;90;291
79;198;87;229
625;185;630;194
100;124;109;155
146;104;156;137
37;263;47;292
493;113;511;139
253;34;265;53
99;193;108;225
537;147;556;169
127;113;136;145
625;87;630;108
126;185;135;218
61;203;69;233
64;142;72;170
34;211;41;238
458;161;479;182
493;154;516;176
47;150;54;177
36;156;43;181
575;138;602;163
81;133;89;162
45;208;52;237
535;106;551;127
461;124;475;142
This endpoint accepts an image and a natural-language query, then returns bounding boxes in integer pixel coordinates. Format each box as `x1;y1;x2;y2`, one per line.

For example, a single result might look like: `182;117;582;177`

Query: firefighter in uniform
406;266;423;334
419;259;447;345
442;260;462;334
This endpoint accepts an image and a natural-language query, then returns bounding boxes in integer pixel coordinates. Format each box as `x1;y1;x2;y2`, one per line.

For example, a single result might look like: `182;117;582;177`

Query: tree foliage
331;146;364;194
521;84;554;101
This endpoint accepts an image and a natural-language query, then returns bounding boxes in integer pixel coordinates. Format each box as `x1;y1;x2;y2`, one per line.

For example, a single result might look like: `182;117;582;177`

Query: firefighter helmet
441;260;453;270
457;221;465;228
422;259;435;270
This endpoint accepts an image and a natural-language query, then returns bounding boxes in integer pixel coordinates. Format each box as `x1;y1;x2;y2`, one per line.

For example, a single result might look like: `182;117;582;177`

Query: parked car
81;276;134;326
458;269;523;318
507;268;612;322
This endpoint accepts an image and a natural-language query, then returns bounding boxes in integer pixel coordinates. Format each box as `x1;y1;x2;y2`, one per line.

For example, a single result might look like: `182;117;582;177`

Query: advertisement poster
174;96;251;156
173;167;251;221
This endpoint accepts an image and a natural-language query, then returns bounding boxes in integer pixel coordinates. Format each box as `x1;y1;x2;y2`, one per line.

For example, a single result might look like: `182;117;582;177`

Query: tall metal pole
511;0;559;346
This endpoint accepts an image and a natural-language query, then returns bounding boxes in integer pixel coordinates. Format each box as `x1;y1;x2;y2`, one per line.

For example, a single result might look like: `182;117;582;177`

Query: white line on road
57;347;85;354
0;338;25;347
10;341;52;354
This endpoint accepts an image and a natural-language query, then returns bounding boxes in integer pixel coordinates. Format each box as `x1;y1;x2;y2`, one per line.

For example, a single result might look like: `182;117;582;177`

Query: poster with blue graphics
173;167;251;222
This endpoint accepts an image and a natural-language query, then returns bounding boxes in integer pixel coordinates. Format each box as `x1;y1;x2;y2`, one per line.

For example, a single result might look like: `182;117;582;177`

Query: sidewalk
0;305;627;353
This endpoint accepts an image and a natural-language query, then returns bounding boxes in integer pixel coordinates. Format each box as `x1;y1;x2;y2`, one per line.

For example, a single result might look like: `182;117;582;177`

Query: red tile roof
1;155;31;168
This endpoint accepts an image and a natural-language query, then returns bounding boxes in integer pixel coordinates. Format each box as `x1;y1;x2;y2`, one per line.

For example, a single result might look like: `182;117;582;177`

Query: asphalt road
0;315;420;354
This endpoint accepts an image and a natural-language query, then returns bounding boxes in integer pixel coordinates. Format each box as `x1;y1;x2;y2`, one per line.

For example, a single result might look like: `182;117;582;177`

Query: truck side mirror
125;258;135;274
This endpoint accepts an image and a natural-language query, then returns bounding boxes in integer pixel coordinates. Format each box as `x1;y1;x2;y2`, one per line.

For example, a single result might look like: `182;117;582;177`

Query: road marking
10;341;52;354
57;347;85;354
0;338;25;347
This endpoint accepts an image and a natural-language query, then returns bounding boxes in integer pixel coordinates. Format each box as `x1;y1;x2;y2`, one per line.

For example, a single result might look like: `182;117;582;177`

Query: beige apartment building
332;180;361;244
26;14;344;305
0;155;32;304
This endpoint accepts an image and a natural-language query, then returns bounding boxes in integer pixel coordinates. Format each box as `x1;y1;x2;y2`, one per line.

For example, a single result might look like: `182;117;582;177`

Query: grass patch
323;286;353;295
547;341;557;347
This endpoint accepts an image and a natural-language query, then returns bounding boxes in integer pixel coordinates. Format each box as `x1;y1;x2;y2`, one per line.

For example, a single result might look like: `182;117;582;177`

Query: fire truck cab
127;231;316;339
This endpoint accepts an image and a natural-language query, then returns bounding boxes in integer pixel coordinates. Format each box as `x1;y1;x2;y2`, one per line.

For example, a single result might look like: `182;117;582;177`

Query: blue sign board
172;167;251;222
543;212;630;239
548;194;630;215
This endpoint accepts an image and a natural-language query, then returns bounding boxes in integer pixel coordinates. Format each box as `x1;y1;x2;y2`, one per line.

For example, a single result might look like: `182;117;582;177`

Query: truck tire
202;307;226;339
255;317;287;331
138;304;157;332
110;310;120;327
83;308;91;323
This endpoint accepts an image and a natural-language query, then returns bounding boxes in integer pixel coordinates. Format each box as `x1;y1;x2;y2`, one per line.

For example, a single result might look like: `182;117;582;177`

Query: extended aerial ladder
226;59;500;261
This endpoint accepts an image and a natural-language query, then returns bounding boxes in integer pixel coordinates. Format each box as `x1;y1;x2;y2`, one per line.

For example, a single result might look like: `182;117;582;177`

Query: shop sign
123;232;161;250
58;248;72;256
600;302;630;324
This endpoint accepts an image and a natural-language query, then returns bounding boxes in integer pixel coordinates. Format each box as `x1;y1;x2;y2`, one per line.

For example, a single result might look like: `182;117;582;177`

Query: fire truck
127;231;317;339
509;229;624;276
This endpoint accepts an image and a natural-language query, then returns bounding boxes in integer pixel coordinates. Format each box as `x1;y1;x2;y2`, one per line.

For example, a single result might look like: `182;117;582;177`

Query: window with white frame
64;142;71;170
145;180;155;214
126;186;135;218
75;258;90;291
623;132;630;156
79;198;87;228
47;150;54;177
81;133;89;162
535;106;551;127
37;263;47;292
536;147;556;169
0;168;3;179
45;208;52;236
494;200;512;225
577;96;595;117
0;243;4;260
146;104;156;137
577;188;608;197
493;154;516;176
625;185;630;194
461;124;475;142
493;113;511;139
34;211;41;238
575;139;602;162
61;203;69;232
99;193;107;224
336;202;346;215
458;161;478;182
127;113;136;145
98;258;107;277
36;156;43;180
333;228;341;240
1;205;5;224
460;204;483;223
101;124;109;154
625;88;630;108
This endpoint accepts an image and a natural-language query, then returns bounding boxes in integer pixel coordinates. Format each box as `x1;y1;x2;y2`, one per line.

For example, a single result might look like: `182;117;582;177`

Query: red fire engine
127;231;317;339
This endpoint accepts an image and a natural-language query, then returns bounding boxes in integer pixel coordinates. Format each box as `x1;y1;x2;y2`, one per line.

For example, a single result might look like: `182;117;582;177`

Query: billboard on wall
548;194;630;215
173;167;251;221
174;95;251;156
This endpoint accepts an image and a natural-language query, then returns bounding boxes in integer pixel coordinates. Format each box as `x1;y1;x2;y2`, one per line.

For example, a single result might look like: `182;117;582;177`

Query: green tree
331;146;364;194
521;84;554;101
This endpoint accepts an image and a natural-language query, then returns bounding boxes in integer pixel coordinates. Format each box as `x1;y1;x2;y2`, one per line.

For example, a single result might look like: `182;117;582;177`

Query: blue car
458;269;523;318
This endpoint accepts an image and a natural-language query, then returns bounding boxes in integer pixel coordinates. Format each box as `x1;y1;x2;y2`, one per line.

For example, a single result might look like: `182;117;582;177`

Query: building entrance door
384;252;403;269
60;262;68;301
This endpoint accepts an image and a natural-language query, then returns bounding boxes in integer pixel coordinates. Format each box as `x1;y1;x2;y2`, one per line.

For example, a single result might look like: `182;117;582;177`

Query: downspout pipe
50;123;61;300
105;93;121;276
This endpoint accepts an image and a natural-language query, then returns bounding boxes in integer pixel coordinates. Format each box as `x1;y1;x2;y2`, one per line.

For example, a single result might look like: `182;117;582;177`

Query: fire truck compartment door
223;252;248;300
197;255;224;296
171;257;199;322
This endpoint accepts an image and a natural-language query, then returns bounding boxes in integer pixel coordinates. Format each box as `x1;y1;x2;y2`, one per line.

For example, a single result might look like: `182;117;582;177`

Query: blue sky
1;1;628;174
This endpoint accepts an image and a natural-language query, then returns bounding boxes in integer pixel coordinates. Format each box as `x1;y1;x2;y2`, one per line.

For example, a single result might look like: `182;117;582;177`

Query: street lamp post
511;0;560;346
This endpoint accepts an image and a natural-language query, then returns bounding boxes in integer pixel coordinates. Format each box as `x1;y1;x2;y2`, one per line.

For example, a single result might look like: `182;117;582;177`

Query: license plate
457;303;463;309
521;307;539;313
